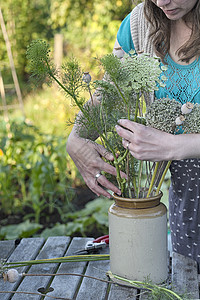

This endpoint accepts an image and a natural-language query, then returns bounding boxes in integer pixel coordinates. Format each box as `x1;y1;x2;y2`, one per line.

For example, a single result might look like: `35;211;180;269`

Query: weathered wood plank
44;237;93;300
108;283;138;300
76;246;110;300
0;237;45;300
12;236;70;300
0;240;15;259
172;252;199;299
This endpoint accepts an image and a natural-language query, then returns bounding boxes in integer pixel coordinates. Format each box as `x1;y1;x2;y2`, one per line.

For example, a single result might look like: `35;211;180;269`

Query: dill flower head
26;39;56;85
145;97;182;133
121;52;167;94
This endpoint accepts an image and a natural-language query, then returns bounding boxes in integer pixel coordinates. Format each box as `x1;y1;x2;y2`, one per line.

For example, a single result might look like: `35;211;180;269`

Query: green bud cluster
183;104;200;133
145;97;181;134
146;97;200;135
121;52;167;93
26;40;55;84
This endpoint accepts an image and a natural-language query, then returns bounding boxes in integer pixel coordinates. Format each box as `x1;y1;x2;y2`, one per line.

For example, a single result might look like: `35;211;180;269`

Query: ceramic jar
108;192;168;284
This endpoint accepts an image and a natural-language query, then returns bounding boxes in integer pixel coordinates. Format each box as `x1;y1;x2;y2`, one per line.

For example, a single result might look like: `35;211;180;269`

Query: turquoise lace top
117;13;200;105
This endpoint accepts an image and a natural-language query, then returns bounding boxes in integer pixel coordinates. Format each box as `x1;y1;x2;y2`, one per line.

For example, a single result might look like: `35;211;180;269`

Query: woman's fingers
86;172;121;198
93;143;127;178
94;143;115;161
67;137;124;197
115;119;174;161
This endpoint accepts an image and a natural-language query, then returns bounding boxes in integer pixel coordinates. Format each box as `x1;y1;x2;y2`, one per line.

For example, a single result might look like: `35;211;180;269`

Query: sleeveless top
117;3;200;268
117;4;200;105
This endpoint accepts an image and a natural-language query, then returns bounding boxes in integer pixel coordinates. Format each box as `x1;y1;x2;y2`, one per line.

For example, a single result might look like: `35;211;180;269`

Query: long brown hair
143;0;200;63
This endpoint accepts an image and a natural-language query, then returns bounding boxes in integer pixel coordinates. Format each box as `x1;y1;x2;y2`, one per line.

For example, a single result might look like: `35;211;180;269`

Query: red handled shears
75;235;109;254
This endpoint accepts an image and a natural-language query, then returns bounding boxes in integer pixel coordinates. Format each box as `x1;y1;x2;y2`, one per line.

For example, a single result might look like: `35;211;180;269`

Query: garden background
0;0;170;240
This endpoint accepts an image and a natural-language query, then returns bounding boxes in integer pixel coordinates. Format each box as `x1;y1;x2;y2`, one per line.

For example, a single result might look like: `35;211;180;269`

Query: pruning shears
75;235;109;254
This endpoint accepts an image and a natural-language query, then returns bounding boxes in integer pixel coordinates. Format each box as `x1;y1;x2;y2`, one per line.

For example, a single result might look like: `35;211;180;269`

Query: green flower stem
156;161;172;195
47;60;119;171
146;162;159;198
134;93;140;122
5;254;110;269
132;93;140;197
113;149;129;194
109;273;183;300
137;160;143;198
113;80;128;106
126;152;132;198
45;61;122;191
117;149;129;164
46;60;102;142
87;84;94;105
47;55;130;197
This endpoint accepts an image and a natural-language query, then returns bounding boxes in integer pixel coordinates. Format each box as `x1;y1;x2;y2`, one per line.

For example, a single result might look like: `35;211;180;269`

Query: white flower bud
6;269;20;283
175;115;185;126
181;102;194;114
82;72;91;84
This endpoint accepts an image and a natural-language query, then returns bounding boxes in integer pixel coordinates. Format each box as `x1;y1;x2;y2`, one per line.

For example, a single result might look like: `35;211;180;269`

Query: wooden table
0;236;199;299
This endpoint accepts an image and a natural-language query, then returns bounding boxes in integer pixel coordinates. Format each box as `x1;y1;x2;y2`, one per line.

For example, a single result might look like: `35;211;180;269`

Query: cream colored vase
109;192;168;284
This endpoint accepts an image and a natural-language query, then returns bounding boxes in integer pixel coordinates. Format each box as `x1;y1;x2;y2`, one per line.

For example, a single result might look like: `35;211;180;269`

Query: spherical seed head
6;269;20;283
82;72;91;84
175;115;185;125
181;102;194;114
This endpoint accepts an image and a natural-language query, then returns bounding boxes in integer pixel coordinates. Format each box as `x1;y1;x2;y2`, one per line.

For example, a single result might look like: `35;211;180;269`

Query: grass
11;86;78;136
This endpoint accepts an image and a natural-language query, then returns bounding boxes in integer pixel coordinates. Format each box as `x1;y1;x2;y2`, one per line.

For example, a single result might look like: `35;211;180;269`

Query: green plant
0;220;42;240
40;196;110;238
0;117;78;223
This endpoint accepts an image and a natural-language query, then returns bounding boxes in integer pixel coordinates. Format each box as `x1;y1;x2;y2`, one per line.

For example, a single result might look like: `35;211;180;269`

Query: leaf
0;220;42;240
93;212;109;226
40;223;67;238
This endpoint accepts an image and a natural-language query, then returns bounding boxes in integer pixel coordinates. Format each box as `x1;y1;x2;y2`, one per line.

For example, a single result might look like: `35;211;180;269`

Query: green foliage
41;197;111;238
0;117;77;223
0;220;42;240
0;0;52;80
19;87;79;136
26;40;54;86
0;0;137;81
108;271;186;300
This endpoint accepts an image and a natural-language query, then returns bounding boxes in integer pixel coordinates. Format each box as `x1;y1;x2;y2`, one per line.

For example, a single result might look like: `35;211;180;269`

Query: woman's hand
66;132;125;198
115;119;175;161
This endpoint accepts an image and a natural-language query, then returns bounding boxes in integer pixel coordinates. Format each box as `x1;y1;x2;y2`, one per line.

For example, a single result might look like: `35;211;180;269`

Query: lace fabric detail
155;55;200;104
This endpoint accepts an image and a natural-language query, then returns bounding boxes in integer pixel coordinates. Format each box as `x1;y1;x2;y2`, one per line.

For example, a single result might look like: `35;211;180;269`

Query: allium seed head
6;269;20;283
82;72;91;84
181;102;194;114
175;115;185;126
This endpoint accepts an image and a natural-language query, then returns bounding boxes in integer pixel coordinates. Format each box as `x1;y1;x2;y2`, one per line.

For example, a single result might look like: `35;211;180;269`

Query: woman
67;0;200;267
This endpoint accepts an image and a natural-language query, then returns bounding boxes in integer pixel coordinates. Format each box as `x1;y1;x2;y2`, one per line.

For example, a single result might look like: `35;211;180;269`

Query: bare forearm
172;133;200;160
116;119;200;162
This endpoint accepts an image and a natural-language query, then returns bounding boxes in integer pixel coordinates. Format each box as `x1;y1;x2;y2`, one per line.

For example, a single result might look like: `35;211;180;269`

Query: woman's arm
115;119;200;161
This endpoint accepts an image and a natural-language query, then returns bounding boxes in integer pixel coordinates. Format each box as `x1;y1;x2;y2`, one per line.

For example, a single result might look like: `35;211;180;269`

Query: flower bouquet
26;40;200;199
26;40;170;199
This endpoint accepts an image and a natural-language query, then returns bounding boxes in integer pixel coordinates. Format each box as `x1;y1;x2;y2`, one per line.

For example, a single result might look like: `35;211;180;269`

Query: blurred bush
0;115;81;223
